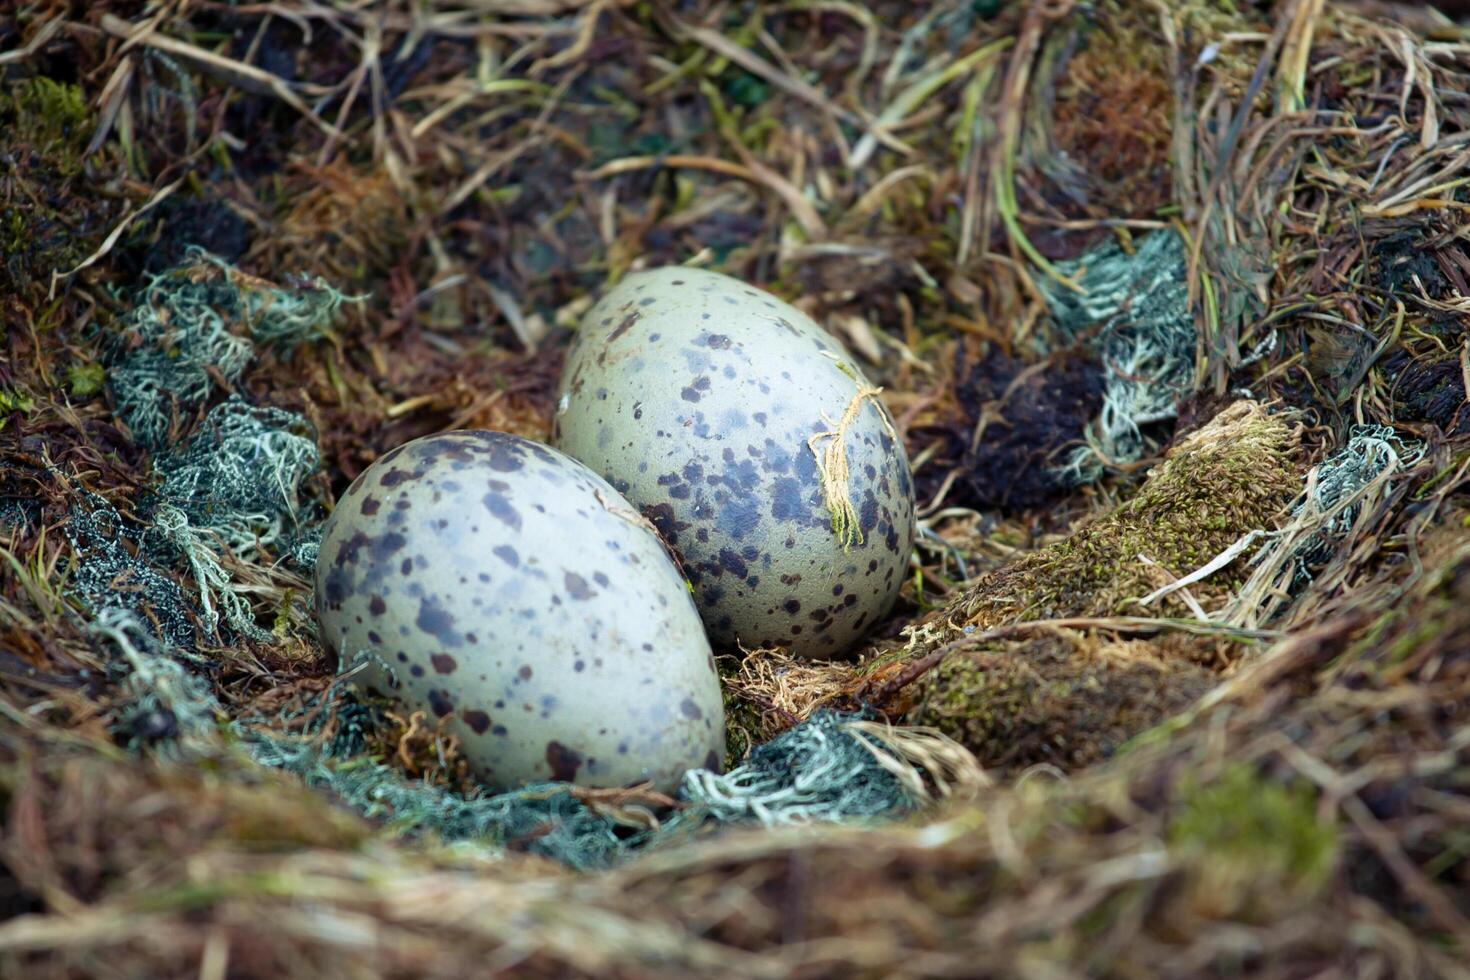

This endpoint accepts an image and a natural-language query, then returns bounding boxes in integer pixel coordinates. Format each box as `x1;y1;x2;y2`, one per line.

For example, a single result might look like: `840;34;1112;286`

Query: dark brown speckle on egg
554;267;917;657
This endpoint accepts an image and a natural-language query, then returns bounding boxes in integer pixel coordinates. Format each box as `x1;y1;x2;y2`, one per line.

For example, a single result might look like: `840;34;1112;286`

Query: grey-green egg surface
313;430;725;792
554;267;917;658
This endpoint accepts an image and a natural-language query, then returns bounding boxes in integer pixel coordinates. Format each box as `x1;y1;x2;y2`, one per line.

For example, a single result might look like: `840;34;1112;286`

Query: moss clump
909;636;1215;771
2;77;91;172
905;402;1301;767
1049;7;1176;219
0;77;106;294
962;401;1302;627
0;388;37;418
1169;763;1338;920
66;362;106;398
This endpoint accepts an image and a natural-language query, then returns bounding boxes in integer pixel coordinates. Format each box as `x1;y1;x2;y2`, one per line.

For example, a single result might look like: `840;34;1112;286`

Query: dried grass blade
47;175;186;300
0;13;64;66
98;13;341;139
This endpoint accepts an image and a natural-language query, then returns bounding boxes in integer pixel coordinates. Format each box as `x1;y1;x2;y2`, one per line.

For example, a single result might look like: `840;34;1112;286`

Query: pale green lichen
107;249;347;451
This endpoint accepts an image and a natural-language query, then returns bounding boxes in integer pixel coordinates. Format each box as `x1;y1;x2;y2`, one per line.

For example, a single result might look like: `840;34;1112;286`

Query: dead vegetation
1;0;1469;976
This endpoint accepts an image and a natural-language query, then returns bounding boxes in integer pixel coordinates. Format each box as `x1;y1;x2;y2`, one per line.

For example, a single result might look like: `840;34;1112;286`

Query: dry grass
1;0;1469;976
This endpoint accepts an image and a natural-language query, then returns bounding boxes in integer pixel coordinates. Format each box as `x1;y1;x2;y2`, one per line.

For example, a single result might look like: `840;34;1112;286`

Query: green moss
910;636;1215;771
3;78;92;172
718;658;765;764
905;403;1301;769
961;402;1301;627
1169;763;1337;918
67;363;107;398
0;77;104;293
0;388;36;417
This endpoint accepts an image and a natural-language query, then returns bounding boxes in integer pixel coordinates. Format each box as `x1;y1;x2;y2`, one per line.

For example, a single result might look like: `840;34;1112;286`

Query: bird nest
2;1;1468;976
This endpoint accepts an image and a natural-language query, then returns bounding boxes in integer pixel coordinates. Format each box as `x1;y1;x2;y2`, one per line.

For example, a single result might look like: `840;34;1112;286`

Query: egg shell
313;430;725;792
554;267;917;657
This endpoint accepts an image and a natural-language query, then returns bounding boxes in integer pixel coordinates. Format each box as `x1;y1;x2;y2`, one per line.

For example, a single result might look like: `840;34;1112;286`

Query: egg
554;267;917;657
313;430;725;792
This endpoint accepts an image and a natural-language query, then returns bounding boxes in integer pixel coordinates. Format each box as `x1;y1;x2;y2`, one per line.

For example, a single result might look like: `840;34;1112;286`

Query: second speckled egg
554;267;917;657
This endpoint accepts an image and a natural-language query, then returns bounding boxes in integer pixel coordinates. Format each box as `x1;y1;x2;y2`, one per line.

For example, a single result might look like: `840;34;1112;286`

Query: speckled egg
554;267;917;658
313;430;725;792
